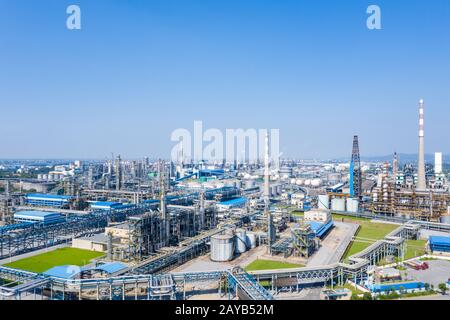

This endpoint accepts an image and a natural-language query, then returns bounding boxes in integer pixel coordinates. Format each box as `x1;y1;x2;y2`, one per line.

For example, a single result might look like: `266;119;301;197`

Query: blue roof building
368;282;426;294
14;210;64;225
25;193;73;208
43;263;128;279
216;197;247;210
89;201;123;210
429;236;450;253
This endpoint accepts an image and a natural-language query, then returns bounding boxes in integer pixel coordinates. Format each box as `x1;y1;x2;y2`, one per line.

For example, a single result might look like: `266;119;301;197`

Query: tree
362;292;373;300
438;283;448;295
424;283;430;291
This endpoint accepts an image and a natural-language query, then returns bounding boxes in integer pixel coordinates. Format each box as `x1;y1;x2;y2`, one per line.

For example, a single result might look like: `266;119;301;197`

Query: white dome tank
331;198;346;211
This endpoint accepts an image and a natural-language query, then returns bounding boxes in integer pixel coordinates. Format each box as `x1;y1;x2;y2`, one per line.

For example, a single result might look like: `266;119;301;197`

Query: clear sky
0;0;449;159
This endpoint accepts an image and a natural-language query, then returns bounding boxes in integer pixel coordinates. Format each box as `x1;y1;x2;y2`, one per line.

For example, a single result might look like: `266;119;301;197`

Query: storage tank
331;198;346;211
290;178;296;185
246;232;257;249
304;179;311;186
296;179;303;186
210;234;235;262
311;178;321;187
318;195;330;210
346;198;359;213
235;228;247;254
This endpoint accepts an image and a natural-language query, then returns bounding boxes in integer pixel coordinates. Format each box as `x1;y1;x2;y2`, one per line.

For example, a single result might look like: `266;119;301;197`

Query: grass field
404;239;427;260
245;259;303;271
4;248;104;273
338;215;399;261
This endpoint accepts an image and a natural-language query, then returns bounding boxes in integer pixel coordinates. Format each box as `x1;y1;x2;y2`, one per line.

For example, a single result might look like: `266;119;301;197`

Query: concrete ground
405;259;450;287
307;221;358;267
171;245;268;273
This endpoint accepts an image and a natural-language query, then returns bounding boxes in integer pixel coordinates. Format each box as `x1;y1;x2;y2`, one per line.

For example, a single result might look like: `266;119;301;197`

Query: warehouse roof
369;281;425;292
429;236;450;246
26;193;73;200
43;262;128;279
218;197;247;206
90;201;122;208
14;210;61;218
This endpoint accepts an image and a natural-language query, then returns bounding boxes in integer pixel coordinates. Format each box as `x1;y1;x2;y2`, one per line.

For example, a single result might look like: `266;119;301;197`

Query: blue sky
0;0;449;159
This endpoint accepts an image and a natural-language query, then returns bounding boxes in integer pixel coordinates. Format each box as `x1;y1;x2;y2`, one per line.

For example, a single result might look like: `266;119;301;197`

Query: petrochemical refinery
0;100;449;301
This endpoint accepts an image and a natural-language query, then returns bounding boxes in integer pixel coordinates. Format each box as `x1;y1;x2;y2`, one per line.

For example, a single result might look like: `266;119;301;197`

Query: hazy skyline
1;0;449;159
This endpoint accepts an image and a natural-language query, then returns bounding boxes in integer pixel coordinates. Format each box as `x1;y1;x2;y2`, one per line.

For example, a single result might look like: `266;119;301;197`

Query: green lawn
245;259;303;271
404;239;427;260
4;248;104;273
339;215;399;261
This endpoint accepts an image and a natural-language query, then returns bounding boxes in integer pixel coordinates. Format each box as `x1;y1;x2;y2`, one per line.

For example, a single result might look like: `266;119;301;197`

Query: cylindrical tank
210;234;235;262
290;178;296;185
296;179;303;186
304;179;311;186
318;195;330;210
246;232;257;249
235;228;247;254
346;198;359;213
331;198;346;211
311;178;322;187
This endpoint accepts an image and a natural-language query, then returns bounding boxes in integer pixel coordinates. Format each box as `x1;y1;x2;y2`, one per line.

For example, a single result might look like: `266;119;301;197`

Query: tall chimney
264;132;274;254
417;99;426;190
264;133;270;210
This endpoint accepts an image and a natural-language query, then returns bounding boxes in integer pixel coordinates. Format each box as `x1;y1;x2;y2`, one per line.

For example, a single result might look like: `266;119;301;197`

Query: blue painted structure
305;220;334;238
429;236;450;253
25;194;73;208
14;211;64;225
369;281;426;294
217;197;247;209
89;201;123;210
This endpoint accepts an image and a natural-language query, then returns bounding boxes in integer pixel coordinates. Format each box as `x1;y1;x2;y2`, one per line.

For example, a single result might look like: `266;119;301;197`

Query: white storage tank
304;179;311;186
246;232;257;249
346;198;359;213
311;179;322;187
318;195;330;210
235;228;247;254
347;198;359;212
296;179;304;186
210;234;235;262
331;198;346;211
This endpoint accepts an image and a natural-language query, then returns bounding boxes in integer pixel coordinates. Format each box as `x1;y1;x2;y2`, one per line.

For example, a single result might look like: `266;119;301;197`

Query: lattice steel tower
350;135;362;199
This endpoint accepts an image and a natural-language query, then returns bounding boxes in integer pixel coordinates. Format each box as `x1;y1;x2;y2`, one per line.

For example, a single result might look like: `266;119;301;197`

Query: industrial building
428;236;450;253
216;197;247;211
13;210;64;225
25;193;73;208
